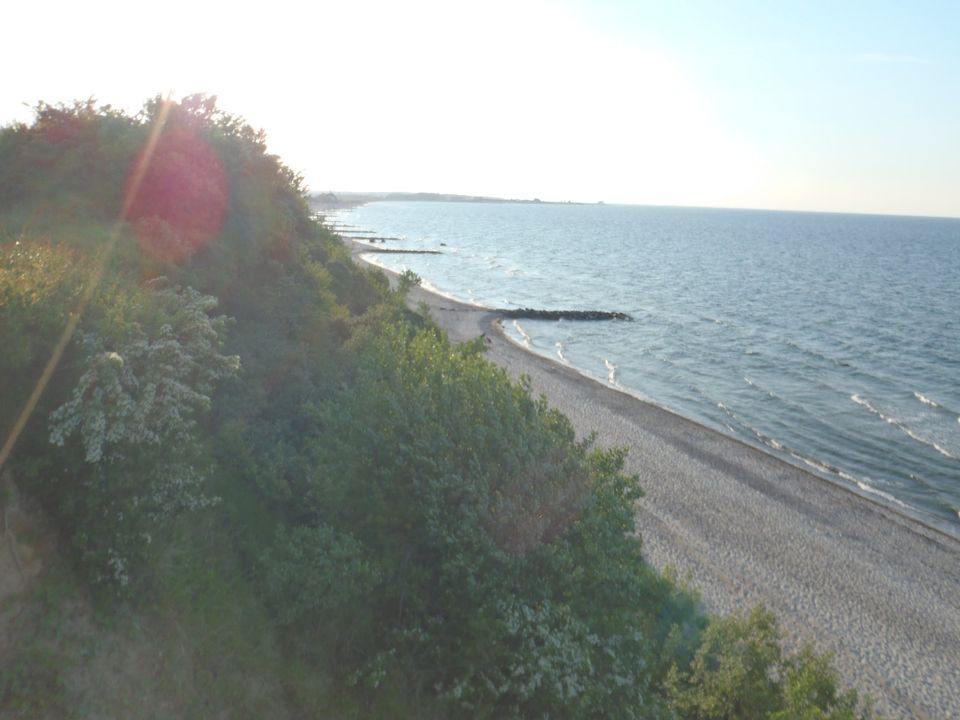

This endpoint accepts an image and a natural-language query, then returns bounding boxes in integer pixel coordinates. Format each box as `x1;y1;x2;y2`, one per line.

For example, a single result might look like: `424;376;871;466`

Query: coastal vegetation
0;96;874;718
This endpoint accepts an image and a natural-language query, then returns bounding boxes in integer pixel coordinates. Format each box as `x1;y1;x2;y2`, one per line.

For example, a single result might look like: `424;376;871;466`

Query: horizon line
316;190;960;222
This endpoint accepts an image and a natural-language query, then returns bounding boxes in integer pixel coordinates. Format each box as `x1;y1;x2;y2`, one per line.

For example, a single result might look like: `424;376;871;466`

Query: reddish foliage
125;125;227;263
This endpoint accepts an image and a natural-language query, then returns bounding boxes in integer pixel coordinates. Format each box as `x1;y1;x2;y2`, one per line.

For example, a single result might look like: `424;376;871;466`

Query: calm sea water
337;202;960;532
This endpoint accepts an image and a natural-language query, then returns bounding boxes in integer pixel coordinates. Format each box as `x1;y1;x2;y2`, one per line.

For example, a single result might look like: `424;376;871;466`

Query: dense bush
667;607;872;720
46;284;239;588
262;321;704;717
0;239;91;435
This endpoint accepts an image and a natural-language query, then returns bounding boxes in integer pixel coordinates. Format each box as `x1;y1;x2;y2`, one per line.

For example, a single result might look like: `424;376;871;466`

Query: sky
3;0;959;217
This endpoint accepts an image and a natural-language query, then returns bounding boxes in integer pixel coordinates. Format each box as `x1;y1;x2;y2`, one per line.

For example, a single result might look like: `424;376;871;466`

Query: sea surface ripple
339;202;960;532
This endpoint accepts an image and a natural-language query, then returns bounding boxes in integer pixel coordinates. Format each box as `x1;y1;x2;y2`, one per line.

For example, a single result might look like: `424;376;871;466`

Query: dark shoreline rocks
359;248;443;255
498;308;632;321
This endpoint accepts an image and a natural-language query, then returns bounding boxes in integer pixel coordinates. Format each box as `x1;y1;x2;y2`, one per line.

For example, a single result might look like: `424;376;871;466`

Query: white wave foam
512;320;532;348
837;469;859;483
604;358;619;386
782;450;912;511
856;481;910;509
800;456;826;472
914;391;940;408
418;277;469;305
715;400;786;452
463;289;487;308
851;394;956;459
788;448;849;478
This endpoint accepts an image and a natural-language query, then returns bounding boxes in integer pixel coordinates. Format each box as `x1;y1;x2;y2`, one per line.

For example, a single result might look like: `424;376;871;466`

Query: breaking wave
851;395;956;459
512;320;532;348
603;358;619;386
914;391;940;408
855;480;911;509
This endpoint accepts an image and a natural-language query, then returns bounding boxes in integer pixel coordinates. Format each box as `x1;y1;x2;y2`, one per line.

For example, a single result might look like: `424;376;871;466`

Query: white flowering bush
48;285;239;591
50;286;240;462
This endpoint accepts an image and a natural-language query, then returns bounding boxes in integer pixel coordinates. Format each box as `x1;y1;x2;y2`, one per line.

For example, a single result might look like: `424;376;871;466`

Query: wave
789;450;849;484
855;480;911;509
512;320;532;348
913;391;940;408
742;375;779;401
716;400;786;453
850;394;956;459
782;337;858;371
913;391;960;422
782;449;912;510
462;289;488;308
699;313;738;331
416;277;481;307
603;358;619;386
710;399;911;508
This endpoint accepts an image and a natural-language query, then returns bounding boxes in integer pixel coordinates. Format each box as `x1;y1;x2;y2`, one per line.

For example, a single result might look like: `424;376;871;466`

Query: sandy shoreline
351;241;960;718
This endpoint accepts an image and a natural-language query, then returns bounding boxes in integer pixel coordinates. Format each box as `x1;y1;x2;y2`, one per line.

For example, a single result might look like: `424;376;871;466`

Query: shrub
666;607;872;720
47;285;239;590
268;321;701;717
0;238;90;434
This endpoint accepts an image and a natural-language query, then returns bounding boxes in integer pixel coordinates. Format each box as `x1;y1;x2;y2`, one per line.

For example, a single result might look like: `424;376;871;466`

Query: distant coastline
310;190;595;210
311;191;960;221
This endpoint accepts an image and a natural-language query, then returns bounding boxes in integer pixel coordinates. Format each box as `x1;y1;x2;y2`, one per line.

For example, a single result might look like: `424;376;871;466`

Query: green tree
266;321;702;717
667;607;872;720
47;285;239;589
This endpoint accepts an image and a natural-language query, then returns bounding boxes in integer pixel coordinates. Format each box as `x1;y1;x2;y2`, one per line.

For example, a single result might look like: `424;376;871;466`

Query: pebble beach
354;241;960;718
484;318;960;719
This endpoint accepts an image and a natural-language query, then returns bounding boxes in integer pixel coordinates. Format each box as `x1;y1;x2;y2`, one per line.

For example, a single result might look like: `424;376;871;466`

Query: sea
333;201;960;534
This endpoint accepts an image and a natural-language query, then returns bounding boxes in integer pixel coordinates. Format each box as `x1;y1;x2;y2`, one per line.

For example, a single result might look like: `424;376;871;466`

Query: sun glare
1;0;759;208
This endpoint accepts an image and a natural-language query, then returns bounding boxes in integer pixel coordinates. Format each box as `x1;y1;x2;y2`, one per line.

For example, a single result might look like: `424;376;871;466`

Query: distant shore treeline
311;190;593;208
0;96;872;719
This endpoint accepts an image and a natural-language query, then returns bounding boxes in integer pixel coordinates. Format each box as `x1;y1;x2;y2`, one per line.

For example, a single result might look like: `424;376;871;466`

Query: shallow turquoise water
338;202;960;531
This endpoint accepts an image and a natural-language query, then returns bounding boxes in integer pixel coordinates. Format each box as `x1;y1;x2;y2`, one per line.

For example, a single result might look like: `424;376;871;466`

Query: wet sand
353;242;960;718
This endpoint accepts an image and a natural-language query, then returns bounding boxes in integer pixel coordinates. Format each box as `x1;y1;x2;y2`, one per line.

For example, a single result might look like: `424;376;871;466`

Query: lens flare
125;121;227;263
0;98;176;473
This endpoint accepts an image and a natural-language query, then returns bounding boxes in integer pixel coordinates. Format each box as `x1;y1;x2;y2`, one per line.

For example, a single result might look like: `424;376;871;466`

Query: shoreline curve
349;239;960;719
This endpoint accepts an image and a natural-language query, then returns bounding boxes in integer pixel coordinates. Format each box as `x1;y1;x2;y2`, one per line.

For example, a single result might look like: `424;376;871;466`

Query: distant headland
311;190;598;209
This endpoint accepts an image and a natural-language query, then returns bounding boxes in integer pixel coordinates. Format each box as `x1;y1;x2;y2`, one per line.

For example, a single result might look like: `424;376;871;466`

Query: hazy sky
4;0;959;217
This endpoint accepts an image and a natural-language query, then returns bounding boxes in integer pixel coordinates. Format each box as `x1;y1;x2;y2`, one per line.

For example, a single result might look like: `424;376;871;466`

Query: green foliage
667;607;872;720
50;285;239;462
0;646;71;718
0;559;110;720
0;99;139;222
260;321;700;717
0;239;89;434
668;606;782;719
263;525;381;628
397;268;422;296
45;285;239;591
773;646;871;720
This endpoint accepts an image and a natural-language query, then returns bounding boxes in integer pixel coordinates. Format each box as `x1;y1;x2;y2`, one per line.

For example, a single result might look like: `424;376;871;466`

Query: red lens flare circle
125;126;227;263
